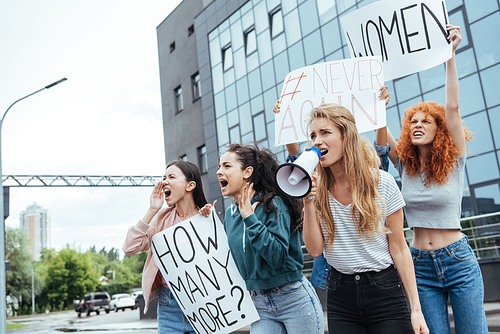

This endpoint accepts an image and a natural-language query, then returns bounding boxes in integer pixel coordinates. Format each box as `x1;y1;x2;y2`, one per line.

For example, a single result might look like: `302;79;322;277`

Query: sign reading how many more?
151;209;259;334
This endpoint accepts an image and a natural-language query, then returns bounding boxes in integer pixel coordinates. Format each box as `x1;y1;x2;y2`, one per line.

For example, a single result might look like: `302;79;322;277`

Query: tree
5;227;42;312
43;247;99;309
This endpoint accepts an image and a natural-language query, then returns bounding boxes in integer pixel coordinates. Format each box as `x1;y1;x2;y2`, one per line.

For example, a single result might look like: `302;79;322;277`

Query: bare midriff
411;227;463;251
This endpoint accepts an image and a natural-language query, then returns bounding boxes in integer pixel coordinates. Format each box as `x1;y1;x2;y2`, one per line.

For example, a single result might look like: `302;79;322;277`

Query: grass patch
7;323;30;330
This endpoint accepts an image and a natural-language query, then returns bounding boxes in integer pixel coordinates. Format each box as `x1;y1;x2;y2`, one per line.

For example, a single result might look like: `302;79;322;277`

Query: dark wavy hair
225;143;303;231
166;160;208;209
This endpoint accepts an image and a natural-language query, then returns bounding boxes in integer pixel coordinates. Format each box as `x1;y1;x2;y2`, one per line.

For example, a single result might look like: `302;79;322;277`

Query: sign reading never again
151;209;259;334
340;0;452;81
275;56;386;146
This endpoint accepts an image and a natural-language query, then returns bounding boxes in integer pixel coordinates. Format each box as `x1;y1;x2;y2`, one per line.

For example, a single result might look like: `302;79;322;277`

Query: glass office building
188;0;500;257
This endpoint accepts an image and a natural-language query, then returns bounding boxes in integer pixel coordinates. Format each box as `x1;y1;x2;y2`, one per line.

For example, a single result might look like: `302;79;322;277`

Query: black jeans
327;265;413;334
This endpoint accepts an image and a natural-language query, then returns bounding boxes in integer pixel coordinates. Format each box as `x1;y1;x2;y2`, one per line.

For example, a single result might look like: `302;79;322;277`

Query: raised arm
387;128;398;165
376;85;398;166
445;24;465;157
123;182;164;254
273;100;300;157
375;87;389;147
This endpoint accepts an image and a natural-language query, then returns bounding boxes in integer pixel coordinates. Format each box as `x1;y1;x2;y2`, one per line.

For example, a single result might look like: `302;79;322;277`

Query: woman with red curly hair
385;24;487;334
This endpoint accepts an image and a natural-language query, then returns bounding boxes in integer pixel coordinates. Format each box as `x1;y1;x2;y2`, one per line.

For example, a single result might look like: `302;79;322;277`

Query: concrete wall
157;0;211;198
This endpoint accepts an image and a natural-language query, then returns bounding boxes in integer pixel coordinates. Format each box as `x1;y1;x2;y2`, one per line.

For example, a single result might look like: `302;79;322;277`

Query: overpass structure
2;175;162;187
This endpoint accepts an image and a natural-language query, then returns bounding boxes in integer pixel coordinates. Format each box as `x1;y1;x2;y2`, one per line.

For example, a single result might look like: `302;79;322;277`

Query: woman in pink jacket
123;160;207;334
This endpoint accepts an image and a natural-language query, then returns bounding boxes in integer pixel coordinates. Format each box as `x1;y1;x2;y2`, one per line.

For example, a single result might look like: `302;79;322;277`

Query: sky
0;0;183;257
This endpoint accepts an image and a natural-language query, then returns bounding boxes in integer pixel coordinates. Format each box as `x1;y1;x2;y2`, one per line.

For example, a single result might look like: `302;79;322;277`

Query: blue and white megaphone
275;147;321;199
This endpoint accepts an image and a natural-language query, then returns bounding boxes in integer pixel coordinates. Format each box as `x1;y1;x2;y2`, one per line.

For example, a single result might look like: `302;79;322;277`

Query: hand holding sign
151;210;259;334
340;0;452;81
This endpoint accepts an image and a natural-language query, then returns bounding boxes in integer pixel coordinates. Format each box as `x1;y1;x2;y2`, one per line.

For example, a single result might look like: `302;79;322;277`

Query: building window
188;24;194;37
244;27;257;56
222;44;233;72
269;6;284;39
174;86;183;113
192;72;201;101
253;112;267;142
229;125;240;144
198;145;208;174
170;42;175;53
179;154;187;161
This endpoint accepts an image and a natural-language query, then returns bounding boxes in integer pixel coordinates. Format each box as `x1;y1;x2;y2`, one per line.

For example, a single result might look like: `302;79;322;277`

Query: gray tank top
396;155;466;229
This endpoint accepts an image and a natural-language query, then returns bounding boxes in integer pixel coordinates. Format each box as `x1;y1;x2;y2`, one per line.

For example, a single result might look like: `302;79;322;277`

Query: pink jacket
122;206;176;313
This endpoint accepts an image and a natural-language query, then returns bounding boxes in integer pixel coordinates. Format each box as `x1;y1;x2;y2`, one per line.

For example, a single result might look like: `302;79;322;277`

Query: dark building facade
158;0;500;256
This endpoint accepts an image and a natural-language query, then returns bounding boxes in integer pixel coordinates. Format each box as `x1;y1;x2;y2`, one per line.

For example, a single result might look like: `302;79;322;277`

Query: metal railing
302;211;500;277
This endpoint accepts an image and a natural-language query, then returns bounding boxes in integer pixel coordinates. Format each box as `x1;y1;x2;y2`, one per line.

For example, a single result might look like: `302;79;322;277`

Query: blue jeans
327;265;413;333
410;235;488;334
158;286;195;334
250;276;324;334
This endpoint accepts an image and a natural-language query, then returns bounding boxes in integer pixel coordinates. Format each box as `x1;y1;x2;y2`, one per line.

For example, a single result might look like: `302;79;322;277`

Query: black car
83;292;110;316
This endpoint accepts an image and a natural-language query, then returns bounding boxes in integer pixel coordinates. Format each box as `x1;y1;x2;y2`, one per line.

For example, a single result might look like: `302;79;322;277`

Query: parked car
131;291;143;309
109;293;136;312
84;292;111;316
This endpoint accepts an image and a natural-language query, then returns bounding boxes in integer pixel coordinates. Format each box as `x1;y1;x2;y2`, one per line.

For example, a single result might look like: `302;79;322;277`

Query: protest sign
340;0;451;81
151;210;259;334
275;56;385;146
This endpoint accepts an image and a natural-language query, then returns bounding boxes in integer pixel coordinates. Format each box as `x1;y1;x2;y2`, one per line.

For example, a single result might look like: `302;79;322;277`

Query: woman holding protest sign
382;25;487;334
200;143;324;334
272;86;392;291
301;103;428;333
123;160;207;334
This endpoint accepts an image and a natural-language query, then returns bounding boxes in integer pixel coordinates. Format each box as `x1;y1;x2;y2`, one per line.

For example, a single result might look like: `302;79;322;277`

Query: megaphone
275;147;321;198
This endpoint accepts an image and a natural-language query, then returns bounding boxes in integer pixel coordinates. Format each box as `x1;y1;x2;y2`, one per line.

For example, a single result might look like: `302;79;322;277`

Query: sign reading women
151;209;259;334
275;56;386;146
340;0;451;81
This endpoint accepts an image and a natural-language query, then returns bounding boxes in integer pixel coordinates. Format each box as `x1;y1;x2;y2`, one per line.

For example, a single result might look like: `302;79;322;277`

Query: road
7;308;157;334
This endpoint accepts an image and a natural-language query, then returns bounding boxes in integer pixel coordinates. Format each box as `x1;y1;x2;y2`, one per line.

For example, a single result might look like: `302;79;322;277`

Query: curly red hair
396;101;471;186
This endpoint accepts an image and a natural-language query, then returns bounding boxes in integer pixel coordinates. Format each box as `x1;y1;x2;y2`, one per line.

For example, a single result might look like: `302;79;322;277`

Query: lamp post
0;78;67;332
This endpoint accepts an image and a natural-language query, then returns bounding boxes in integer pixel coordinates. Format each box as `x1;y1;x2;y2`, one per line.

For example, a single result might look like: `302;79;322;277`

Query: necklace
177;207;198;218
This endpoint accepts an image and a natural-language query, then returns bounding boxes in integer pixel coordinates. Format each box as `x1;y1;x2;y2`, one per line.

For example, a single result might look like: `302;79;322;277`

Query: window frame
244;26;257;57
252;111;267;143
222;43;234;72
174;85;183;113
191;72;201;101
269;6;284;40
197;145;208;175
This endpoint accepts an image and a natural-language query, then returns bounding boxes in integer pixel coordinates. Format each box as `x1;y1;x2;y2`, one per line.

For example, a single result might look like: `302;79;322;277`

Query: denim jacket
287;144;390;289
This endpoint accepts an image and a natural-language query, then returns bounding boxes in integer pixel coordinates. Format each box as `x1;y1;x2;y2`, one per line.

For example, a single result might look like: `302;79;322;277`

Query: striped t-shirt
321;170;405;274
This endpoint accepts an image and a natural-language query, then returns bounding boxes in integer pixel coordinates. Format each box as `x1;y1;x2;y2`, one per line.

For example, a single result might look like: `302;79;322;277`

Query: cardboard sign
275;56;385;146
340;0;451;81
151;210;259;334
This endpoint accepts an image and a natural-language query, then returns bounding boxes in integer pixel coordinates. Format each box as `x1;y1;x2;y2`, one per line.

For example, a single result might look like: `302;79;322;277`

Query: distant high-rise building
20;203;50;261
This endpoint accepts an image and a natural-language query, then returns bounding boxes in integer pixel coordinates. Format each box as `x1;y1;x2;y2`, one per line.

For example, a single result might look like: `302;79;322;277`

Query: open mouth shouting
320;149;328;157
164;188;172;201
218;177;228;193
413;130;424;139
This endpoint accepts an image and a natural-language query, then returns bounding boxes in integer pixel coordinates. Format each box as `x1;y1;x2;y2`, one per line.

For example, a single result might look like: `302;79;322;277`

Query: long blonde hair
308;104;388;248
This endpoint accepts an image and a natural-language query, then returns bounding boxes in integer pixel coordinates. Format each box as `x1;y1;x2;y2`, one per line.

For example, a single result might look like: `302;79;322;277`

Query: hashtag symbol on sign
279;72;307;104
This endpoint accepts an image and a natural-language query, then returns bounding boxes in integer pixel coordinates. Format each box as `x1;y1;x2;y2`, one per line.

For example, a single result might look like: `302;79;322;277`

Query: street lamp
0;78;67;332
